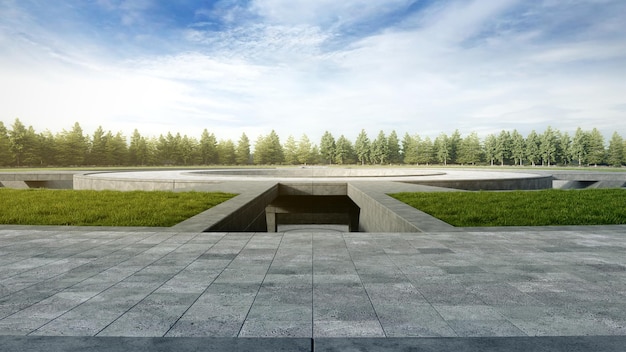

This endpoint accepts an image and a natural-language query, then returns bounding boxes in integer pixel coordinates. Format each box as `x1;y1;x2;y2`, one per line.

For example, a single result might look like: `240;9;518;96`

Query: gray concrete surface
72;168;554;191
1;226;625;351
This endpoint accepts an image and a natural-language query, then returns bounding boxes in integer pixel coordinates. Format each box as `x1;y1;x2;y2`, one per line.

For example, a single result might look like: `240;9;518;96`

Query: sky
1;0;625;143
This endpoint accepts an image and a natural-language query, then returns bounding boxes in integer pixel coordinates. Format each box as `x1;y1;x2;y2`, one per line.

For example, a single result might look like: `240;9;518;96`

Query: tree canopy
0;118;623;167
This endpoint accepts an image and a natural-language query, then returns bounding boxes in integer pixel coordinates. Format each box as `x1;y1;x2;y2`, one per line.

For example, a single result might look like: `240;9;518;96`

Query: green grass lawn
0;189;236;227
390;189;626;227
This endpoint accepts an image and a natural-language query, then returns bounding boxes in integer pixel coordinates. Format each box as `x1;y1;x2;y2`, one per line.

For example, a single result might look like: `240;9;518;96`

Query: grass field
390;189;626;227
0;189;236;227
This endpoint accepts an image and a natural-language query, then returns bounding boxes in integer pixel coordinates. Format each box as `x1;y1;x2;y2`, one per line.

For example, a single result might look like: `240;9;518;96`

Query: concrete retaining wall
175;183;279;232
74;173;223;191
0;172;76;189
408;175;553;190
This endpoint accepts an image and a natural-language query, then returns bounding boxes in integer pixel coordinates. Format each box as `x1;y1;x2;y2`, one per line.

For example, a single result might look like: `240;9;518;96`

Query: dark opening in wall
265;195;360;232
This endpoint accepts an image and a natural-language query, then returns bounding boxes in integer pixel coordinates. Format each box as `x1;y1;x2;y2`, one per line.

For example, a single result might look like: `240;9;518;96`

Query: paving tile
239;320;311;337
314;320;385;337
0;227;625;342
374;303;457;337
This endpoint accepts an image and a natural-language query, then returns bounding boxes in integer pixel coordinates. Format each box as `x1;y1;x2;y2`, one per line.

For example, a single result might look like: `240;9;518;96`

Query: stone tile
165;319;243;337
433;305;507;321
239;320;311;337
0;226;625;341
314;320;385;337
415;282;485;305
446;320;527;337
374;303;457;337
246;303;311;321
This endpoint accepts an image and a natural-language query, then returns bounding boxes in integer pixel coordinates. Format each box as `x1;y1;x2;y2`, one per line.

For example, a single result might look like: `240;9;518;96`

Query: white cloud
0;0;625;144
250;0;413;27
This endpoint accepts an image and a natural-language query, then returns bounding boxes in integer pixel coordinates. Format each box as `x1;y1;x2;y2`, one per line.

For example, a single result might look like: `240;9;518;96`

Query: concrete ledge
409;174;552;190
0;336;311;352
192;168;444;177
2;336;624;352
315;336;626;352
74;172;225;191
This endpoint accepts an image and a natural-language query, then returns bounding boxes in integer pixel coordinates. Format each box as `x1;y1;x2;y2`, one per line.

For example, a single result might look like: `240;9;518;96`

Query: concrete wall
0;172;76;189
176;183;279;232
346;184;423;232
194;168;443;177
74;173;224;191
408;175;553;190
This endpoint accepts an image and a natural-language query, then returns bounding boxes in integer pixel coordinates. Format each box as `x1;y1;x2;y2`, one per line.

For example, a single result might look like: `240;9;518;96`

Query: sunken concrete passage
0;226;625;343
265;196;360;232
187;181;456;233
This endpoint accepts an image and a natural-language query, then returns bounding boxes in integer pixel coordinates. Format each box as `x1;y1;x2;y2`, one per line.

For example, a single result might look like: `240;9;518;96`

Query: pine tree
0;121;13;166
540;127;557;166
483;134;497;166
457;132;481;165
354;129;370;165
607;131;624;167
416;137;434;165
387;130;401;164
128;129;149;166
296;134;315;165
448;129;462;164
558;132;571;166
434;132;449;165
283;135;298;165
235;133;251;165
495;130;511;166
254;130;283;164
525;130;541;166
88;126;107;166
510;130;525;166
199;129;218;164
8;118;39;166
217;139;236;165
401;133;418;164
571;127;589;166
587;128;605;166
334;135;354;164
55;122;88;166
371;130;388;164
319;131;336;165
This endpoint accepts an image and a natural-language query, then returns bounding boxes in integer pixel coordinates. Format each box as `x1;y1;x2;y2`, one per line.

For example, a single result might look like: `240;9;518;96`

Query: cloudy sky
1;0;625;143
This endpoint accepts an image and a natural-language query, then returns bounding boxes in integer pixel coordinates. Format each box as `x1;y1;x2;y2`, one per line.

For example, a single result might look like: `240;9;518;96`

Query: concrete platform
1;226;625;350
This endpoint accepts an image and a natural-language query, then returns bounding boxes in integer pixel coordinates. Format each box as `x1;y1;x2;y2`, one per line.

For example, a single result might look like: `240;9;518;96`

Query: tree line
1;118;624;167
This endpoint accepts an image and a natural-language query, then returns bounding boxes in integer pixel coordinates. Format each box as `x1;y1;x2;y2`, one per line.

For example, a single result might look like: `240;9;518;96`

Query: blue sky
1;0;625;143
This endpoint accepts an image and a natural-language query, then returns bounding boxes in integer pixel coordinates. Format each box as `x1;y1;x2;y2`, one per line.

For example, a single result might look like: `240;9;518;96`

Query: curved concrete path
1;225;625;351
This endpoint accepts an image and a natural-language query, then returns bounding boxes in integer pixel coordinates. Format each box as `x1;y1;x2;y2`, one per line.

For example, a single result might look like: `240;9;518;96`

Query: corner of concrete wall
347;183;422;233
195;183;279;232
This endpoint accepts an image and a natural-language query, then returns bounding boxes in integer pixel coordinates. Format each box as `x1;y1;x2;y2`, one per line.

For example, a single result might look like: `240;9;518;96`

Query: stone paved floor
1;227;625;339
